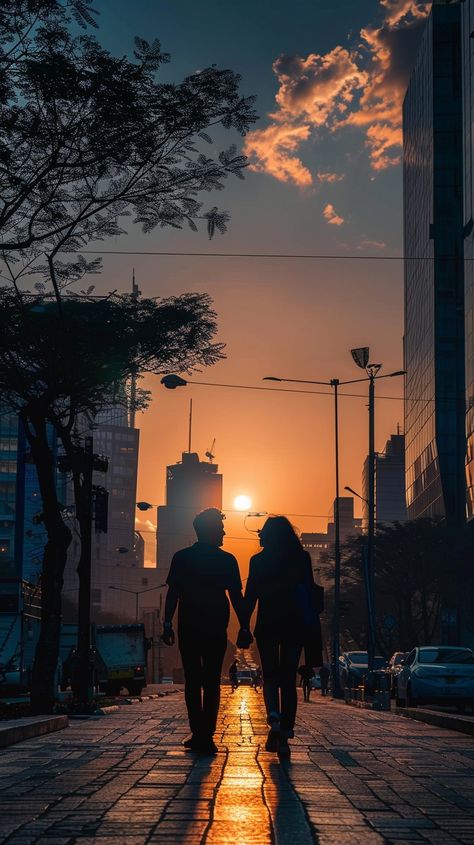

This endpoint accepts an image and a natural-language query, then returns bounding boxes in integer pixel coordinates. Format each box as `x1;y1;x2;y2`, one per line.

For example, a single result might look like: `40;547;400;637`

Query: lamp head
161;374;187;389
350;347;369;369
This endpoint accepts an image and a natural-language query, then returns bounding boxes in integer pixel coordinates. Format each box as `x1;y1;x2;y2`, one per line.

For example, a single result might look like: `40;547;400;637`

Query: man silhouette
161;508;250;754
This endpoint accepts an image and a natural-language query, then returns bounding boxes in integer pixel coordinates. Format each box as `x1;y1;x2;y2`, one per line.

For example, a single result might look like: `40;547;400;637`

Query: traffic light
93;486;109;533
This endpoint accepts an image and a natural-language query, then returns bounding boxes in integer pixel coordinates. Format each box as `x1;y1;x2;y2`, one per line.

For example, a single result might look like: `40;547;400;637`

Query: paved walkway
1;688;474;844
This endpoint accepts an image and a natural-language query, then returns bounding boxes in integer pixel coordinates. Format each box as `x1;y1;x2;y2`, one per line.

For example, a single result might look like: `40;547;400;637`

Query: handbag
295;574;324;668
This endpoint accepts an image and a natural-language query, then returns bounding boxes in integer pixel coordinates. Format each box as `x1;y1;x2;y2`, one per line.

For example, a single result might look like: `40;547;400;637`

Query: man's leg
201;630;227;739
179;636;203;737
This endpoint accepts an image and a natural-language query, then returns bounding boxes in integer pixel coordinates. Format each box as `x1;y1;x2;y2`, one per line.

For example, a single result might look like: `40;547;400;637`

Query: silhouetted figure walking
298;664;315;702
242;516;322;756
161;509;249;755
319;664;330;696
229;659;238;691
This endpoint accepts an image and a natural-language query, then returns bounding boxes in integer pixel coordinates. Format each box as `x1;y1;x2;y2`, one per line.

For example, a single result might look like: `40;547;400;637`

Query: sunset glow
234;495;252;512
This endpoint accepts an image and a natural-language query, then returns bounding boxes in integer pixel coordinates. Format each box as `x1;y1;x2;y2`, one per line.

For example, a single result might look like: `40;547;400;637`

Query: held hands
236;627;253;649
161;621;175;646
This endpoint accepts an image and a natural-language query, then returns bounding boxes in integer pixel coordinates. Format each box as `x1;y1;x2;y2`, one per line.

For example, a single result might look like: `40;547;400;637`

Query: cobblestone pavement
1;688;474;845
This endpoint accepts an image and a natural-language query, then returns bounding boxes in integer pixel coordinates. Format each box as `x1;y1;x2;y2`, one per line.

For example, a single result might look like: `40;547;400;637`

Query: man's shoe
182;734;198;749
195;737;218;755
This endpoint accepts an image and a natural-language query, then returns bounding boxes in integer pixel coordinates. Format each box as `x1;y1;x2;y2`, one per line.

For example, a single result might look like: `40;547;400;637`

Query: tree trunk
22;412;72;714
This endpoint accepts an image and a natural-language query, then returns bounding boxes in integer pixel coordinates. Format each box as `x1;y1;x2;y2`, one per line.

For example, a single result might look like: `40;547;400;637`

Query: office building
302;497;362;574
62;404;160;623
403;0;466;524
362;433;407;529
156;450;223;581
0;411;51;675
462;0;474;518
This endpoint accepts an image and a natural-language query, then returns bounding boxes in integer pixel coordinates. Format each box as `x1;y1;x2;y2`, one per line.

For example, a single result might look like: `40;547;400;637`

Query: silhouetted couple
161;509;322;756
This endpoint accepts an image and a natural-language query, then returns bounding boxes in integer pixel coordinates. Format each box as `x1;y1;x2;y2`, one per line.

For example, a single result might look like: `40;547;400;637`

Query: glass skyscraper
403;0;466;525
462;0;474;518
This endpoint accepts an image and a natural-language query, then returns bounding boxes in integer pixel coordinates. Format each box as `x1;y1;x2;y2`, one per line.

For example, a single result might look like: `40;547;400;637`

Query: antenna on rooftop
130;269;141;430
188;398;193;453
205;438;216;462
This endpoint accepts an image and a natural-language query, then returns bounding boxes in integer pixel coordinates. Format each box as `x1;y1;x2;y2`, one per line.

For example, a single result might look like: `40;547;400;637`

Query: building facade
156;451;223;582
302;496;362;574
462;0;474;518
403;0;466;524
362;433;407;529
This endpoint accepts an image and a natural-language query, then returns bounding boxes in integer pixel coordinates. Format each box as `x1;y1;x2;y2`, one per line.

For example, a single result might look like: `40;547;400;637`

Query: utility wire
79;249;466;261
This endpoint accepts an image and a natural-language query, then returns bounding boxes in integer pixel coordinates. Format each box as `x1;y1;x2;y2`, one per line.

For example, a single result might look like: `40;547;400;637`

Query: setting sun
233;494;252;511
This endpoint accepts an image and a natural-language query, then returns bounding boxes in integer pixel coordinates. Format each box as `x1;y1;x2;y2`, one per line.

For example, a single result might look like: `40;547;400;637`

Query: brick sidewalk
1;688;474;844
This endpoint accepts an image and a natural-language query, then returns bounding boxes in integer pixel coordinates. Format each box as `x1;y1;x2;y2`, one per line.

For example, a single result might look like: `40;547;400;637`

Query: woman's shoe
278;737;291;757
265;729;280;752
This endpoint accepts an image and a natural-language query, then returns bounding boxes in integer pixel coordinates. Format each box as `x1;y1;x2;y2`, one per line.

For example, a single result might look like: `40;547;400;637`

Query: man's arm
164;584;179;625
228;587;247;629
161;583;179;646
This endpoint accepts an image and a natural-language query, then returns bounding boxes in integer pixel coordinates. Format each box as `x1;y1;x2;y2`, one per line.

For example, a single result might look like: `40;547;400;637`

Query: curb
0;715;69;748
395;706;474;736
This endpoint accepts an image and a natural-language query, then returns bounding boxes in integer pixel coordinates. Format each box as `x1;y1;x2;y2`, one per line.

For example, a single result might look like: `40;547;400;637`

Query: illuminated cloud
323;203;344;226
244;122;312;186
358;239;387;249
317;171;345;183
245;0;430;182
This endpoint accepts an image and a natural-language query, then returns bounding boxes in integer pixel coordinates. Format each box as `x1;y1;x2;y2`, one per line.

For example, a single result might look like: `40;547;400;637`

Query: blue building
403;0;466;525
0;411;50;681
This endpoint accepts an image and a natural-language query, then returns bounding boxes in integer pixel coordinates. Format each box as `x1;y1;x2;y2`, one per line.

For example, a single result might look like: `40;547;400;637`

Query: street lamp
108;584;166;621
350;348;405;674
263;372;373;699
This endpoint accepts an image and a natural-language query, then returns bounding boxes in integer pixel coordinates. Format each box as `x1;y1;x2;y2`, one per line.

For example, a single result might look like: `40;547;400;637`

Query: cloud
358;239;387;249
244;0;430;182
317;171;345;183
272;46;368;125
244;122;312;186
323;203;344;226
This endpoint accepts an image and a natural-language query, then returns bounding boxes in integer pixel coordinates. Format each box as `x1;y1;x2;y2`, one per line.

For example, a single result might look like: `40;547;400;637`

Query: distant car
339;651;387;689
387;651;408;697
236;670;253;686
396;646;474;710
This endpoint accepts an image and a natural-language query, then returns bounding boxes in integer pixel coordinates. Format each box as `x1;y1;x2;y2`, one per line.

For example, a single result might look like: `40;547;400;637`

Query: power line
79;249;468;261
179;379;468;406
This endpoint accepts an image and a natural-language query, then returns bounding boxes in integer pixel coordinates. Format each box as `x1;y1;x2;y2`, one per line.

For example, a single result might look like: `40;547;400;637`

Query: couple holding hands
161;508;324;756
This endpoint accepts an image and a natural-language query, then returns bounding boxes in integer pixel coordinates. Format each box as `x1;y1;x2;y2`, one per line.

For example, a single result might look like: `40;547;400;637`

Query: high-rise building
301;497;362;574
156;451;223;581
62;404;158;623
0;411;52;676
362;433;407;529
403;0;466;524
462;0;474;519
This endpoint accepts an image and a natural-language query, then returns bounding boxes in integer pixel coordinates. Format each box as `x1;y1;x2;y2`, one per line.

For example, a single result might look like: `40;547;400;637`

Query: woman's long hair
258;515;305;559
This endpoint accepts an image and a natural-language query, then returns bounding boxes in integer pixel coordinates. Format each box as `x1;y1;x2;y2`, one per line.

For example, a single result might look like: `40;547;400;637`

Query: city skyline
68;0;422;576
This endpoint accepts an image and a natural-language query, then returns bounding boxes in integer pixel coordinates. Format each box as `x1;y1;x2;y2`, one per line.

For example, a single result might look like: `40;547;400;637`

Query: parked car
339;652;387;689
236;670;254;686
387;651;408;697
396;646;474;710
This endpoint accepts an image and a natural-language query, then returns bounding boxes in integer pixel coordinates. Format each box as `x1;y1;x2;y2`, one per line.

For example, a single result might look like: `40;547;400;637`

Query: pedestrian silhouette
161;508;250;754
298;664;315;702
229;658;238;691
242;516;323;756
319;664;330;696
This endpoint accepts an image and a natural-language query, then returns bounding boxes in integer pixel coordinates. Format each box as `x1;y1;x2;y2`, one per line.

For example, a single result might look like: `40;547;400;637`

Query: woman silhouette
243;516;322;755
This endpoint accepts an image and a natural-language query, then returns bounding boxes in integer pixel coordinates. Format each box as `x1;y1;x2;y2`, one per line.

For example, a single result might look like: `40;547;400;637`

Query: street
1;688;474;845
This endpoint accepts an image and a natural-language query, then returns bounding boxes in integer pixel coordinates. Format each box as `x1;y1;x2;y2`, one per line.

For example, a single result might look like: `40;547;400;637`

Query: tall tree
0;288;225;711
338;519;472;653
0;2;256;711
0;1;257;303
